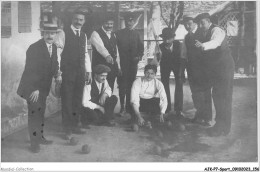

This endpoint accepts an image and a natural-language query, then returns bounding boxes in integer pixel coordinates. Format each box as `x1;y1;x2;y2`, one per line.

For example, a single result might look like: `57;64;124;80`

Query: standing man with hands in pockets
60;10;92;140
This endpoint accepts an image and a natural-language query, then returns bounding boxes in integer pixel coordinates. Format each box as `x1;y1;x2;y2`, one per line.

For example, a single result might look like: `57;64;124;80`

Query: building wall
1;1;60;137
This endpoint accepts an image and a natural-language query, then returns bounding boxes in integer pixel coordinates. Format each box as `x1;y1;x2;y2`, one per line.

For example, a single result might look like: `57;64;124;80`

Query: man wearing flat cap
90;15;121;92
17;23;59;153
82;64;118;127
158;27;185;120
194;13;235;136
182;15;212;126
116;13;144;119
60;10;92;140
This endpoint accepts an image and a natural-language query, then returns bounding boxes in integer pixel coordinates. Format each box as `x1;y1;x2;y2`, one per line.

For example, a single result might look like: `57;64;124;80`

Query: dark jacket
116;28;144;73
17;39;58;100
61;27;86;82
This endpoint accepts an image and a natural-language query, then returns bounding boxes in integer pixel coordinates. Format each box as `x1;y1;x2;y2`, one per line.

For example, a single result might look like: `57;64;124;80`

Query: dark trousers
117;66;138;116
81;95;118;124
160;62;183;113
139;98;161;115
27;94;47;145
61;75;85;133
106;64;118;92
211;66;234;133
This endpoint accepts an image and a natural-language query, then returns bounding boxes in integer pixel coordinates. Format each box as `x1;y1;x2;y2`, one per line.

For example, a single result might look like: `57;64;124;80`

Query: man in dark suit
195;13;235;136
82;64;118;126
158;28;185;119
60;10;92;140
90;16;121;92
17;24;59;153
116;13;144;119
182;16;212;126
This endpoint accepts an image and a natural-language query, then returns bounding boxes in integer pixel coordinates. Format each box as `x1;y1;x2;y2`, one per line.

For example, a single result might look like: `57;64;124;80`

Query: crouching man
131;64;168;126
82;64;118;127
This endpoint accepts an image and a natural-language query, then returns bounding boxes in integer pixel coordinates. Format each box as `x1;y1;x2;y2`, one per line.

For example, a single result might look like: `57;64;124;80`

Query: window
1;1;11;38
18;1;31;33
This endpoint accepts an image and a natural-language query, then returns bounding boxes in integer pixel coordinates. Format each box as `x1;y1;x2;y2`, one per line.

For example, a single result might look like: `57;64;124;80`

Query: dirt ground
1;78;258;162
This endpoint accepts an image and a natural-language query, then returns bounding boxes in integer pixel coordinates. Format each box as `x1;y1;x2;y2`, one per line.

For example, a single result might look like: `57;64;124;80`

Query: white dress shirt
45;42;53;57
82;79;112;109
202;24;226;51
131;77;168;114
181;25;198;59
90;27;121;70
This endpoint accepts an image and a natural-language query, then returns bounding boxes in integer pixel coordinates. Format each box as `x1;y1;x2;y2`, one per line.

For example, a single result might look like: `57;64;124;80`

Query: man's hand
97;105;105;114
138;116;145;126
105;55;114;64
85;72;92;85
159;113;165;123
118;68;122;76
195;40;204;50
99;93;108;106
55;75;62;85
30;90;39;103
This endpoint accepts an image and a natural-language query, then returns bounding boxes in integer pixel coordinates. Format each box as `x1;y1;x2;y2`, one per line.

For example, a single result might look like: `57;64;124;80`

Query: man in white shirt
82;64;118;127
182;16;212;127
90;16;121;92
131;64;167;126
194;13;235;137
60;10;92;140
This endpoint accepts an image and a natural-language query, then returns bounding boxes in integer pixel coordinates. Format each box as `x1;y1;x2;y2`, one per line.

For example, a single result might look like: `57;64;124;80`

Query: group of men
17;10;234;153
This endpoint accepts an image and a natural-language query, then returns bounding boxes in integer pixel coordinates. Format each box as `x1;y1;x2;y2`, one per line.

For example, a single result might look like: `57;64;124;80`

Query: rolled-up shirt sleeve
131;78;141;108
82;85;98;109
157;81;168;114
202;27;226;51
181;38;187;59
90;31;110;58
85;34;92;72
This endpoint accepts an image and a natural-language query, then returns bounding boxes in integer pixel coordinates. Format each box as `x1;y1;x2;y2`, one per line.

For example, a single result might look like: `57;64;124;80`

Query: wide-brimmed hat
159;28;176;38
40;23;60;32
194;13;211;23
93;64;111;74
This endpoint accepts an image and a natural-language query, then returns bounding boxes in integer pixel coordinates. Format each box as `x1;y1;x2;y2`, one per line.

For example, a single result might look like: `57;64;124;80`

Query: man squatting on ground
82;64;118;127
131;64;168;126
17;23;59;153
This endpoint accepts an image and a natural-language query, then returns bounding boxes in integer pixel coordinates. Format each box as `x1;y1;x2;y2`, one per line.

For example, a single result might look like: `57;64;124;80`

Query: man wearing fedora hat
158;27;185;119
82;64;118;126
116;13;144;119
90;15;121;92
17;23;59;153
194;13;235;136
182;16;212;126
60;10;92;140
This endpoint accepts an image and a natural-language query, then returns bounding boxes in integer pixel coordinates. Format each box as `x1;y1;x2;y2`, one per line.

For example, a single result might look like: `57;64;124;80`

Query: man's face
199;18;211;32
125;19;135;29
43;31;57;44
163;37;175;45
95;73;107;83
184;20;196;33
144;69;156;81
103;20;114;32
72;14;85;29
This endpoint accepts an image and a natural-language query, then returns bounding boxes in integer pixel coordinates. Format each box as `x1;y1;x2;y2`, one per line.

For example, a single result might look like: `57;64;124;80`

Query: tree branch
159;1;169;27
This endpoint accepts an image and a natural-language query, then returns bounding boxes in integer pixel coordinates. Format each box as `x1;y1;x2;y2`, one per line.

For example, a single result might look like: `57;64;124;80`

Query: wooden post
114;1;120;30
144;1;148;60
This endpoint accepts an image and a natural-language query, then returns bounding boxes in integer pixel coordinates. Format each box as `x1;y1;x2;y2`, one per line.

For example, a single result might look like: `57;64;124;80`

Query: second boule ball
70;137;79;146
178;123;186;131
154;145;162;155
132;124;139;132
167;121;173;129
82;144;91;154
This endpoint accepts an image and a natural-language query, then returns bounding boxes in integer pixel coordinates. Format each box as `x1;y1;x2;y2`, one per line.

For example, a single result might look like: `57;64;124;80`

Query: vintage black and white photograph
1;0;258;171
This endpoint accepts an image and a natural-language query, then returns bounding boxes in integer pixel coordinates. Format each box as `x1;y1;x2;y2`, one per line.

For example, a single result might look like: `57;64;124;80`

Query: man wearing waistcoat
60;11;92;140
158;28;185;119
194;13;235;136
90;16;121;92
82;64;118;126
116;13;144;119
182;16;212;127
17;24;59;153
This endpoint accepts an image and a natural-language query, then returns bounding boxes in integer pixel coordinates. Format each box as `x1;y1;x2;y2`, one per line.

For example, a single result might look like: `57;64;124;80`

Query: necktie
48;45;52;57
76;30;80;37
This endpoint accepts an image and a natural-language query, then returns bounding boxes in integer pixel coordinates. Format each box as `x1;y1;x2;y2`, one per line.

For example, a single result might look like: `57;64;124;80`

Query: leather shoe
63;131;72;140
105;120;116;127
39;137;53;145
72;127;86;134
30;143;40;153
207;126;228;137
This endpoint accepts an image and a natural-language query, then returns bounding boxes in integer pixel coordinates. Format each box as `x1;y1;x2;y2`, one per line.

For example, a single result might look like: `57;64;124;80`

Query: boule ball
157;131;164;138
178;122;186;131
132;124;139;132
70;137;79;146
166;121;173;129
146;121;152;129
154;145;162;155
82;144;91;154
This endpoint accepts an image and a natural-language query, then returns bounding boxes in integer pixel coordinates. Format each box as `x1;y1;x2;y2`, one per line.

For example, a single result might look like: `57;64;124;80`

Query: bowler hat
159;28;176;38
93;64;111;74
194;13;211;23
40;23;59;32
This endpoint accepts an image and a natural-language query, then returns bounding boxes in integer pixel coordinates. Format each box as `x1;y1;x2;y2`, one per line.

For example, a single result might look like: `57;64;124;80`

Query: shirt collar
45;42;52;48
102;26;112;35
71;25;81;34
191;24;198;34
